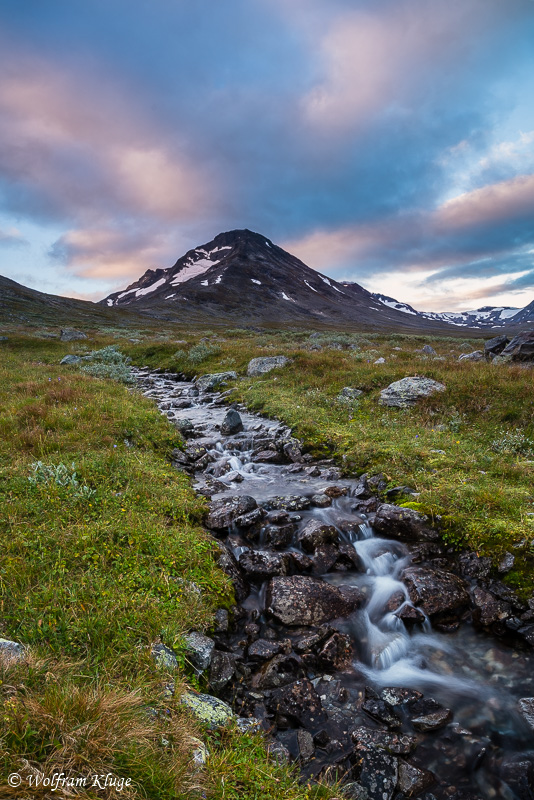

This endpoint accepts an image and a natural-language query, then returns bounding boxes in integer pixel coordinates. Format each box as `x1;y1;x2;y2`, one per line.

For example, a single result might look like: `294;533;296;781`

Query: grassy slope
0;335;336;800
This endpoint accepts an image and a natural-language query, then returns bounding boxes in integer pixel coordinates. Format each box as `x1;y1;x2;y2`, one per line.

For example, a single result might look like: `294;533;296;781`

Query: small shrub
80;346;134;384
186;343;221;365
28;461;96;499
491;429;534;456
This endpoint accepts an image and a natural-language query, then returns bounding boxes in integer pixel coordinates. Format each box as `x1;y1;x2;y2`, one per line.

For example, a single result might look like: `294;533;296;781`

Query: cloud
0;226;27;247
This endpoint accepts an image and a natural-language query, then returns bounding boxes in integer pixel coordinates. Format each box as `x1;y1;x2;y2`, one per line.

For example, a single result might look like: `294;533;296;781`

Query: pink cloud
436;174;534;230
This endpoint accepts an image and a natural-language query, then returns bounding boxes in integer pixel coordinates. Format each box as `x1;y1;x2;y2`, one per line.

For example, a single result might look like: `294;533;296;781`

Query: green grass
0;335;340;799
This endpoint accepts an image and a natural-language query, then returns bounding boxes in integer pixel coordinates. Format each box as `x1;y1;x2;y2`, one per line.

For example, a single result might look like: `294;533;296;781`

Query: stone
297;729;315;763
408;698;453;731
379;688;423;707
183;632;215;673
458;351;484;362
248;639;287;662
0;638;25;663
221;408;244;435
396;604;426;625
253;653;305;690
209;650;237;692
484;335;509;359
298;519;339;552
60;328;87;341
337;387;363;402
316;632;353;670
247;356;291;376
402;567;470;619
266;678;327;729
498;552;515;574
311;493;332;508
267;741;291;764
499;331;534;362
471;587;511;627
373;504;439;542
206;495;257;531
353;748;398;800
239;550;291;580
195;372;237;392
151;642;178;671
518;698;534;732
422;345;437;355
311;543;340;575
181;691;233;729
374;357;385;365
213;608;229;633
215;544;249;602
266;576;363;626
264;523;296;549
60;354;82;365
175;418;195;437
379;377;445;408
362;697;401;729
351;726;417;756
385;486;418;501
397;762;435;796
261;495;311;512
458;551;492;580
283;441;303;462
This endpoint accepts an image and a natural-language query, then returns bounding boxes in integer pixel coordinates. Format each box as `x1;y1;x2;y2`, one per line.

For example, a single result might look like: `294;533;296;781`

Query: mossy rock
181;691;234;729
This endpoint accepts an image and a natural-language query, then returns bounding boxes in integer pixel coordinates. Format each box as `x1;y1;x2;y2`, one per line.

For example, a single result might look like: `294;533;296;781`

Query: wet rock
60;354;82;365
292;627;332;654
353;747;398;800
253;449;284;463
210;459;232;478
351;726;417;756
264;523;296;549
498;552;515;574
518;698;534;732
209;650;236;692
458;551;492;580
247;356;291;376
336;543;362;571
311;543;340;575
402;567;469;619
290;552;314;572
459;350;484;362
316;632;353;670
471;587;511;627
499;331;534;363
206;495;257;531
239;550;291;580
297;729;315;763
374;504;439;542
267;576;363;626
500;753;534;799
395;604;426;625
195;371;237;392
221;408;244;435
362;697;402;729
283;440;303;462
379;688;423;707
0;638;25;663
407;698;453;731
175;418;195;437
397;762;435;796
60;328;88;341
298;519;339;552
311;493;333;508
213;609;229;633
253;653;306;690
341;782;369;799
183;632;215;673
484;334;509;360
181;691;234;729
379;377;445;408
151;642;178;670
248;639;288;662
235;507;265;528
385;485;418;501
215;543;249;601
261;495;312;512
267;678;327;729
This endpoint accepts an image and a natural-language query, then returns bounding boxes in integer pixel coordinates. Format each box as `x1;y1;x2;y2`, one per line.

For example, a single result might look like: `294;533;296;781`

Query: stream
135;368;534;799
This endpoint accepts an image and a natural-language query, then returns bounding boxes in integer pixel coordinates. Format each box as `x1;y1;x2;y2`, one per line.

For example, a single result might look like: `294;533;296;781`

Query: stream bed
136;368;534;799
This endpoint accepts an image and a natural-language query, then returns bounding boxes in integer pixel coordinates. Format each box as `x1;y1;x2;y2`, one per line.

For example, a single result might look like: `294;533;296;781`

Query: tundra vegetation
1;324;533;798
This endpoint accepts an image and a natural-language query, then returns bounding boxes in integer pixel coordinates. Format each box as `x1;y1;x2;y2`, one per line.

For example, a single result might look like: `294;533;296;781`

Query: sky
0;0;533;312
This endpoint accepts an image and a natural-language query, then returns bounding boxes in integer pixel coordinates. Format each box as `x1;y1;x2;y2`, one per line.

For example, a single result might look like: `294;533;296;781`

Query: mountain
102;229;459;332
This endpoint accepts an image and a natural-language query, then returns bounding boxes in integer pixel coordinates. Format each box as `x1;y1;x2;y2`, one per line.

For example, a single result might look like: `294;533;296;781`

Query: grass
0;334;340;799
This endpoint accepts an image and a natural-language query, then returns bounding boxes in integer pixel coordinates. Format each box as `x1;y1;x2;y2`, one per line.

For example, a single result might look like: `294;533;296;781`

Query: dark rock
283;441;303;462
289;552;314;572
248;639;288;662
353;747;398;800
298;519;339;552
362;697;402;729
175;418;195;437
206;495;257;531
518;698;534;732
351;726;417;755
221;408;244;435
311;543;340;575
386;486;418;501
253;450;284;463
500;331;534;362
151;642;178;671
297;729;315;763
409;699;453;731
252;653;305;690
267;740;291;764
267;576;363;626
60;328;88;341
498;552;515;574
239;550;291;580
379;688;423;707
183;632;215;673
311;493;332;508
235;508;265;528
458;551;492;580
484;334;509;359
397;762;435;796
335;543;362;571
215;544;249;601
374;504;439;542
402;567;470;619
209;650;236;692
263;523;296;549
267;510;290;524
261;495;311;512
500;753;534;800
292;627;332;653
267;679;327;729
213;609;229;633
316;632;353;670
471;587;511;627
395;605;426;625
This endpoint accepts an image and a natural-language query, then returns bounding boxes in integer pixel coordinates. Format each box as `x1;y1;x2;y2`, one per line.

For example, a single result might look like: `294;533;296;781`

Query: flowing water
136;369;534;798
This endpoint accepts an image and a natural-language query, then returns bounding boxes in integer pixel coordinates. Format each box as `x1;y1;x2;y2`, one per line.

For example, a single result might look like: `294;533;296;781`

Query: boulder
402;567;469;619
266;575;363;626
151;642;178;670
215;543;249;602
471;587;511;627
397;762;435;796
221;408;244;435
353;747;398;800
239;550;291;580
298;519;339;552
60;328;87;341
60;354;82;365
208;650;236;692
379;377;445;408
0;638;25;663
195;372;237;392
499;331;534;362
485;335;509;360
266;678;327;729
247;356;290;376
181;691;234;729
373;504;439;542
351;726;417;756
252;653;305;690
459;350;484;362
337;387;363;403
518;698;534;732
422;345;436;355
206;495;257;531
183;632;215;673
